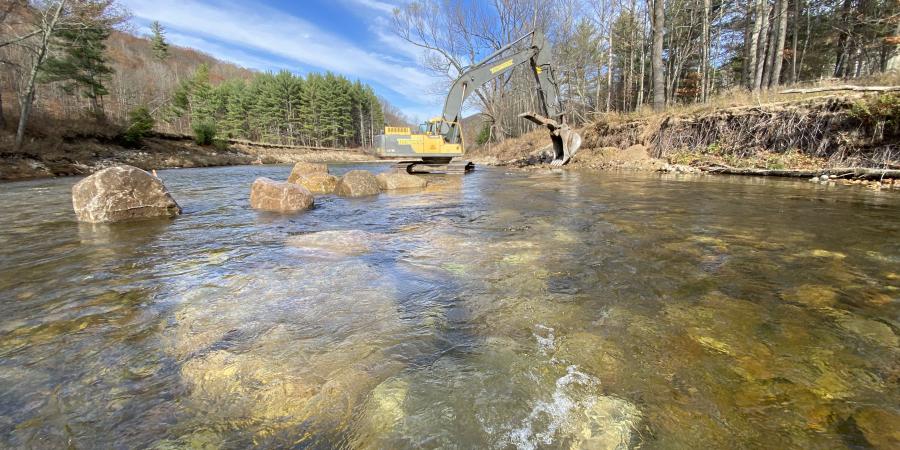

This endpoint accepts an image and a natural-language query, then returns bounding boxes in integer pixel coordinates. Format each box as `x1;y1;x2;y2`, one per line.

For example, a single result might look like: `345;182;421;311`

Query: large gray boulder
287;162;328;184
292;172;339;194
250;177;314;212
335;170;381;197
72;165;181;223
376;171;428;190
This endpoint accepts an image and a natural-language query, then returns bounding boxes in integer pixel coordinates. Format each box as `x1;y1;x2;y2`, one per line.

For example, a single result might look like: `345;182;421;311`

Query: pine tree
218;79;249;139
41;23;114;119
150;21;169;61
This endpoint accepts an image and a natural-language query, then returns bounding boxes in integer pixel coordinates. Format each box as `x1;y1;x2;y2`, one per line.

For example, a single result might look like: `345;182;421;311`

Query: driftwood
701;165;900;180
780;85;900;94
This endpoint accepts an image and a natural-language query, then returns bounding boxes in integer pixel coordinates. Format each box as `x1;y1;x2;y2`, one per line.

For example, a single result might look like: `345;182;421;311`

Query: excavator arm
440;30;582;166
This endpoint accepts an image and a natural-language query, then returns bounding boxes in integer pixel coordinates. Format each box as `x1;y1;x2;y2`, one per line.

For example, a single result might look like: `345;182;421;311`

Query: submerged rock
780;284;838;308
376;171;428;190
250;177;314;212
286;230;381;256
853;407;900;449
71;165;181;223
335;170;381;197
293;173;339;194
287;162;328;183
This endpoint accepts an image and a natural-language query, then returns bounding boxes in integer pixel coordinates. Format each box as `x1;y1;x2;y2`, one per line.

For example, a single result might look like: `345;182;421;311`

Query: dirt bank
468;91;900;186
0;132;377;181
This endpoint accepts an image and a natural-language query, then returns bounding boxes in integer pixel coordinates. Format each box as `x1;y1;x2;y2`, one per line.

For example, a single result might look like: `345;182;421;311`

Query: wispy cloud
341;0;400;14
121;0;432;94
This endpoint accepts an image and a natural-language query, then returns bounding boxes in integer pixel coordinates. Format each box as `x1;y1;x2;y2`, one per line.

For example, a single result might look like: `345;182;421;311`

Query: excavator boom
373;30;581;170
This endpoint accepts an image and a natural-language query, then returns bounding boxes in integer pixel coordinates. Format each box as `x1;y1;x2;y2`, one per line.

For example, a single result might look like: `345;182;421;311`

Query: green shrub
476;122;492;145
192;119;217;145
122;106;155;147
212;138;229;151
850;93;900;130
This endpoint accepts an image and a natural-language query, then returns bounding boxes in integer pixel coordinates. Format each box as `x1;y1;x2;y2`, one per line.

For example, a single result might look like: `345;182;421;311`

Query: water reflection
0;165;897;448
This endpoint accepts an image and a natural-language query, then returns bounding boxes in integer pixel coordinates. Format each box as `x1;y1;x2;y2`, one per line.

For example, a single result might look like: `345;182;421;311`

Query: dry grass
586;73;900;124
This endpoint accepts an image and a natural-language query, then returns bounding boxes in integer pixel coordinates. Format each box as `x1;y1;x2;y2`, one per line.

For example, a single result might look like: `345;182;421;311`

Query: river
1;164;898;449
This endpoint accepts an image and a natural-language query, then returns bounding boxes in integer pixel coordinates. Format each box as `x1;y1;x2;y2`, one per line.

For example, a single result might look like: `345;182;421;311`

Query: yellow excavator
373;30;582;174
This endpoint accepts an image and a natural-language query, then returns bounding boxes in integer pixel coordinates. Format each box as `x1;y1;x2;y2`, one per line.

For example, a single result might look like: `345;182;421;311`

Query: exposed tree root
780;85;900;94
700;165;900;180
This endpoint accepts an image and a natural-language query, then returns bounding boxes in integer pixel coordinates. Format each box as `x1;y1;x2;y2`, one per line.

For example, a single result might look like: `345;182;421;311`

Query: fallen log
150;132;358;152
700;165;900;180
780;85;900;94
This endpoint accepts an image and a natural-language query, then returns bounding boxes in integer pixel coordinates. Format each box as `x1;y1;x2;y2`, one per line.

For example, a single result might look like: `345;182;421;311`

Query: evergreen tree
169;65;384;147
219;79;249;139
41;23;114;119
150;21;169;61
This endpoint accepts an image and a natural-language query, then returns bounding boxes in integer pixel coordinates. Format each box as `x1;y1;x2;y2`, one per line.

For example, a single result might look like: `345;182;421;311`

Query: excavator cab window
418;123;428;134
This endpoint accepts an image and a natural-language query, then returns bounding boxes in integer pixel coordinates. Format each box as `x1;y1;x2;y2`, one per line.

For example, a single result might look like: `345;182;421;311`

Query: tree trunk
833;0;853;78
701;0;710;102
637;23;646;109
769;0;788;87
790;0;800;83
606;34;613;113
651;0;665;111
15;2;65;151
0;84;5;129
748;0;763;89
754;0;770;91
887;19;900;71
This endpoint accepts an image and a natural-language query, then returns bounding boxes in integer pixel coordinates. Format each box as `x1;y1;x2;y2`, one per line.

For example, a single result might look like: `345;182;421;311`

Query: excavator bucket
519;112;582;166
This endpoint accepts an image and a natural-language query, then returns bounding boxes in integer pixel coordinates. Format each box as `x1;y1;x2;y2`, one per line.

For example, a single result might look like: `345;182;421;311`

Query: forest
1;0;898;152
393;0;899;141
0;1;391;151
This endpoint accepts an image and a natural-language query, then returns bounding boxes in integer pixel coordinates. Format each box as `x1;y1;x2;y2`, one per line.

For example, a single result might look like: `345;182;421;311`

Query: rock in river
335;170;381;197
293;172;339;194
250;177;314;212
287;162;328;183
376;171;428;190
71;165;181;223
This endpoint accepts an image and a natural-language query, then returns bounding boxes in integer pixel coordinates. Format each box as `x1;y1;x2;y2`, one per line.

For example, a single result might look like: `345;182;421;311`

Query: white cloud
342;0;399;14
121;0;432;93
122;0;448;119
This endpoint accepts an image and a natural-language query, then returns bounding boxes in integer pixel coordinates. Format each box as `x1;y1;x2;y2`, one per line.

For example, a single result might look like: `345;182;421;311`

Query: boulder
250;177;314;212
335;170;381;197
292;172;338;194
287;162;328;183
71;165;181;223
376;171;428;190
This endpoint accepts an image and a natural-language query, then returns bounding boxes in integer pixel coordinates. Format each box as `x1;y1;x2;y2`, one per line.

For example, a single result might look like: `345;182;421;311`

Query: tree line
0;1;388;151
170;63;384;148
394;0;900;141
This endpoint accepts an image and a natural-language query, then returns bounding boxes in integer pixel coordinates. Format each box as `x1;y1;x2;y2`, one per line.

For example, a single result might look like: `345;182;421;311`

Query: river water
0;164;898;449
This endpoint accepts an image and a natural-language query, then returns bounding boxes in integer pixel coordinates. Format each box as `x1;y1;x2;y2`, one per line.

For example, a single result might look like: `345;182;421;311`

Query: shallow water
1;164;898;449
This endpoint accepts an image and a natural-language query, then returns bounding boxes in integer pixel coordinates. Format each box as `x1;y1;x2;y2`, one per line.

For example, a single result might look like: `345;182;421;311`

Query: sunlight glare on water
0;164;898;448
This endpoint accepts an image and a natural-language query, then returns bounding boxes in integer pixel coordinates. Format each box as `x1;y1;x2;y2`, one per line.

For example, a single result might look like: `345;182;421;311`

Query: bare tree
769;0;788;87
753;0;771;91
9;0;127;150
14;0;65;150
0;1;30;129
650;0;665;110
700;0;710;102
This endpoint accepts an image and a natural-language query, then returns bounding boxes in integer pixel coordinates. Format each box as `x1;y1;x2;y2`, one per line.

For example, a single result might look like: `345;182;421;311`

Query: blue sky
120;0;442;122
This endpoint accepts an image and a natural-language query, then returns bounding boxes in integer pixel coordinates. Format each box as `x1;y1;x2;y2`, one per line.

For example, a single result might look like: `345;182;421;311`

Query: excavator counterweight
373;30;581;172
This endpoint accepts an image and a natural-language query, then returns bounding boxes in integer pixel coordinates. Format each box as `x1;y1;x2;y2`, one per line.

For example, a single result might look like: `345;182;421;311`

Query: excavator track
393;160;475;175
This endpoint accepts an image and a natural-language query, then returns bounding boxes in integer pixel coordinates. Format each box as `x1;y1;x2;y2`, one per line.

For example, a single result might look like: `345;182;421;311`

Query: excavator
372;30;582;174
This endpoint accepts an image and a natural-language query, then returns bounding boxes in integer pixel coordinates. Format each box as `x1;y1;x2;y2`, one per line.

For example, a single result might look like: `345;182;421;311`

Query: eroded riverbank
0;165;897;448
